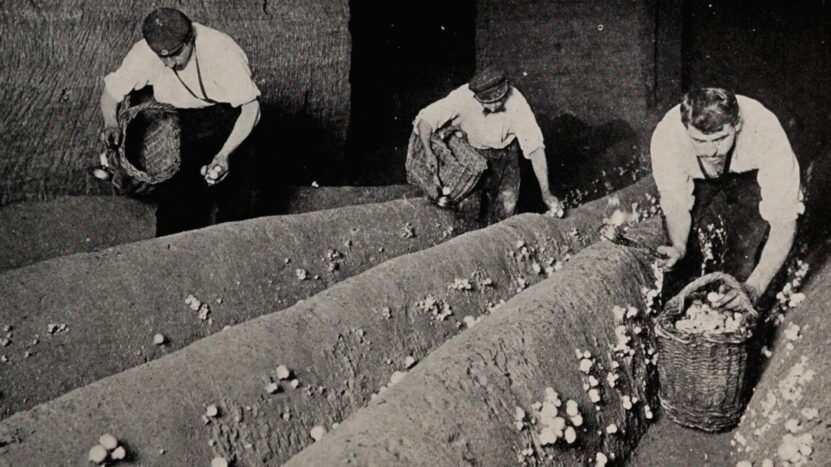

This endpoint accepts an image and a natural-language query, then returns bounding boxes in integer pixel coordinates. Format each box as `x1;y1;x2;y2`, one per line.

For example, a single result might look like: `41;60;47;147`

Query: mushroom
276;365;291;380
98;433;119;451
88;445;108;464
110;446;126;461
310;425;327;441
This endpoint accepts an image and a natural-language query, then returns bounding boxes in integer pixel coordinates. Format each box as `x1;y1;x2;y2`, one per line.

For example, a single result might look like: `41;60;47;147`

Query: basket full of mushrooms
655;272;759;432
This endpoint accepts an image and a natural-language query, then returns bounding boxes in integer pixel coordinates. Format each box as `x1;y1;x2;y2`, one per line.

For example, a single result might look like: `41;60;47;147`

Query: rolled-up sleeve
508;91;545;159
650;124;695;218
103;41;154;100
755;122;804;223
413;87;464;132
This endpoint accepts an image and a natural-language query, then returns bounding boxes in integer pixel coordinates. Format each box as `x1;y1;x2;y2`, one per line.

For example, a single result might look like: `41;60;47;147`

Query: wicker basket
106;100;181;186
406;127;487;205
655;272;758;432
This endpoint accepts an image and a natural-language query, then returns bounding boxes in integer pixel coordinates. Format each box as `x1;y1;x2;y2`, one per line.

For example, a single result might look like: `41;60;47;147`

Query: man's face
159;40;194;71
686;123;740;164
479;96;508;115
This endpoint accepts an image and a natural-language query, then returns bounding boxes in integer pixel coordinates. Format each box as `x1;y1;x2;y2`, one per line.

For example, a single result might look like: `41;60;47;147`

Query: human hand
712;282;759;310
201;156;229;186
656;245;685;270
543;193;565;218
99;127;121;148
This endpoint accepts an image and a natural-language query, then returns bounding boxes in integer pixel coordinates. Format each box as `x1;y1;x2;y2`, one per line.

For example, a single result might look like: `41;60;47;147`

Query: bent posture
651;88;803;308
413;68;562;225
99;7;261;234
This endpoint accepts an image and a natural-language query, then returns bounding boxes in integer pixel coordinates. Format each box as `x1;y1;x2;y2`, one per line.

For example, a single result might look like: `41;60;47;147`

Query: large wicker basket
406;127;487;205
104;100;181;187
655;272;758;432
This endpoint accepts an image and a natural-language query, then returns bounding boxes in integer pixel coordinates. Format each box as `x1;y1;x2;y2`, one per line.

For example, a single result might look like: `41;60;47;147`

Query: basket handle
117;101;178;134
669;272;758;319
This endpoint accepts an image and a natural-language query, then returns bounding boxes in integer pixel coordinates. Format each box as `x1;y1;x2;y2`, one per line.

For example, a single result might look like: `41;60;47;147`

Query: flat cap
142;8;193;57
469;68;509;103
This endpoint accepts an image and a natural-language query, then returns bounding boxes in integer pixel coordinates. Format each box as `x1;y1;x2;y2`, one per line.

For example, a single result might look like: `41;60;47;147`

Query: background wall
0;0;350;206
681;0;831;236
475;0;680;209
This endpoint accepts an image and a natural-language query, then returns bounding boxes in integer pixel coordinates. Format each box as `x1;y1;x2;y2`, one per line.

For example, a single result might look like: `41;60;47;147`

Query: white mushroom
276;365;291;380
110;446;126;460
153;333;166;345
98;433;118;451
88;445;108;464
310;425;327;441
564;426;577;444
206;404;219;418
211;457;229;467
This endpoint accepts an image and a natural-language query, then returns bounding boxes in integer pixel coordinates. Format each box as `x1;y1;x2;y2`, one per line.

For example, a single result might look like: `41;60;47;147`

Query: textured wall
476;0;670;145
0;0;350;206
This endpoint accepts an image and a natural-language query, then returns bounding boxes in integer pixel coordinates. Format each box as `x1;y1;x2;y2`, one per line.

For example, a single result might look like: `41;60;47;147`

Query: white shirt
104;23;260;109
650;95;803;223
413;85;545;159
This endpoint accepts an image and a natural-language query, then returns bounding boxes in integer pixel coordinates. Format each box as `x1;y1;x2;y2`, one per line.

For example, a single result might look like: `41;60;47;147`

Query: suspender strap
173;45;219;105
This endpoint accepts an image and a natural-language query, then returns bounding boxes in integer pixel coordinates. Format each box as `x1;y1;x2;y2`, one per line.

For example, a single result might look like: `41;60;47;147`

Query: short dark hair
680;88;741;133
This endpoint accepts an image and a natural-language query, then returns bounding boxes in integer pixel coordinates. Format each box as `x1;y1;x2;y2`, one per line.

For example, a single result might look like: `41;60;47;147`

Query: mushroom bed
286;219;666;466
0;198;457;419
0;179;658;465
0;184;420;273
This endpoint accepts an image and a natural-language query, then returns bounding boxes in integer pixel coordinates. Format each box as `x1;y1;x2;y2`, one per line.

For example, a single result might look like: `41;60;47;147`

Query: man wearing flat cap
99;7;261;235
413;68;563;224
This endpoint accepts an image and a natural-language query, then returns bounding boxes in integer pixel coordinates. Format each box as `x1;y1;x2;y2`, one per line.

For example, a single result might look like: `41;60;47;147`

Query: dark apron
154;53;252;236
663;147;770;298
456;140;521;226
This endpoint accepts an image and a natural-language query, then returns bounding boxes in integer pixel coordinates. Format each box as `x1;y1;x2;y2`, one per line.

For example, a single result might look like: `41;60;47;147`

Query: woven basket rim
114;101;181;184
656;272;757;344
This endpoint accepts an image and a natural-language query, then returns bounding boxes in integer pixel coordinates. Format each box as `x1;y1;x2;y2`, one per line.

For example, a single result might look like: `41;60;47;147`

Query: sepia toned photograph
0;1;828;465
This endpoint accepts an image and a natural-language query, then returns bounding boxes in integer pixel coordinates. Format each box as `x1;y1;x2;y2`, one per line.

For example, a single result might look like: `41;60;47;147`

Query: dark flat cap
469;68;509;103
142;8;193;57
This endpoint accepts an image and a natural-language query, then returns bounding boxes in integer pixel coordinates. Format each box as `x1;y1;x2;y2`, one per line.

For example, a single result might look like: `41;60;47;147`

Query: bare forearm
746;220;796;294
664;208;692;254
100;87;121;128
529;148;551;194
217;100;260;160
417;120;434;154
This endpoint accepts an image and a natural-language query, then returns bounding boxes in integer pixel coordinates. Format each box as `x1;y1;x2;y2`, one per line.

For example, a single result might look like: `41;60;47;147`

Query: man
99;7;261;235
413;68;563;224
651;88;803;308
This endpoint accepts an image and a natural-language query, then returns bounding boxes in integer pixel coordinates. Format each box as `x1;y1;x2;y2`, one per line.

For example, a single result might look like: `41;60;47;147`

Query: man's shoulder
737;95;781;127
653;103;684;139
193;23;245;53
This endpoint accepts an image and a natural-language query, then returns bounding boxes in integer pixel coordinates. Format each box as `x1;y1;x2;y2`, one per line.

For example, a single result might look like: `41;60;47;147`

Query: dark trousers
663;171;770;299
154;104;253;236
457;142;521;226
